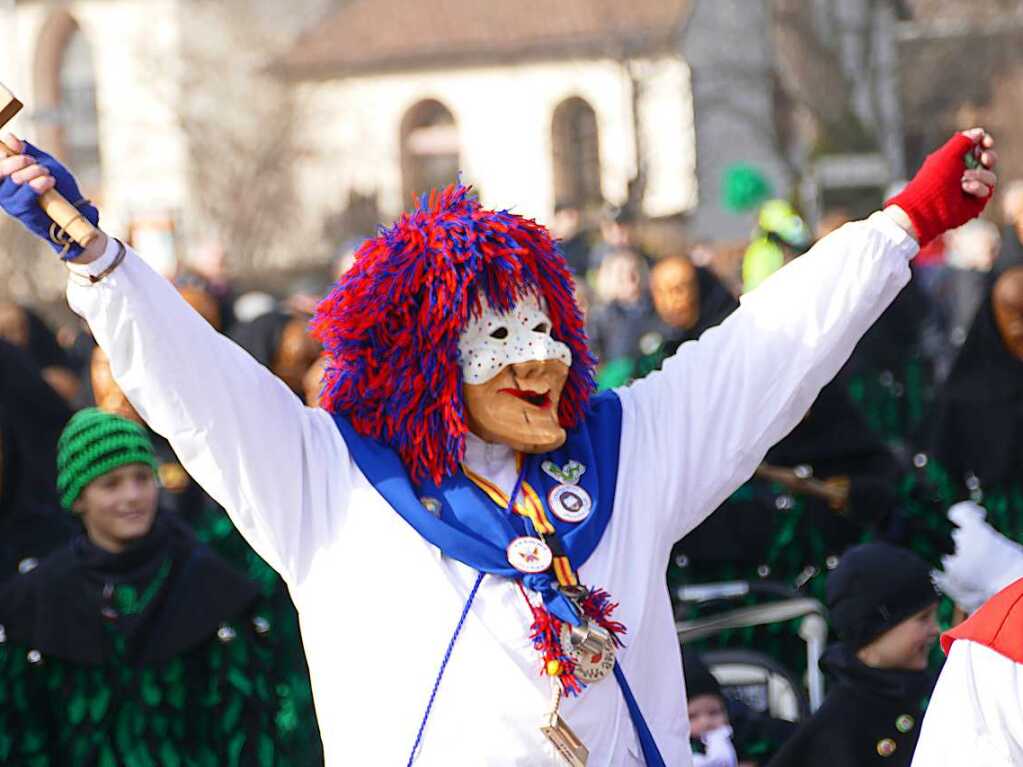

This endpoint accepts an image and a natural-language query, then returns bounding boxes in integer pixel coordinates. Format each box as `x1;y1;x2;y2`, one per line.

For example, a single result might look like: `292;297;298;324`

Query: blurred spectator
176;274;225;332
284;274;328;318
303;354;328;408
183;238;237;333
927;267;1023;540
652;255;701;333
0;409;322;765
550;201;591;278
624;255;738;383
675;380;898;584
685;651;739;767
741;200;811;293
588;201;651;277
994;180;1023;275
0;303;81;404
935;219;1000;350
231;307;322;398
0;339;73;581
837;273;935;445
90;346;141;423
767;543;940;767
689;242;717;269
671;381;901;677
684;650;794;767
587;247;653;386
651;255;738;341
589;251;739;388
233;291;276;324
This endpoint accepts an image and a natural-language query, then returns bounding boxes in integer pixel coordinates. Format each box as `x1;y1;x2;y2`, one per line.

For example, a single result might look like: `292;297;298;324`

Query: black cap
827;542;939;650
683;649;724;701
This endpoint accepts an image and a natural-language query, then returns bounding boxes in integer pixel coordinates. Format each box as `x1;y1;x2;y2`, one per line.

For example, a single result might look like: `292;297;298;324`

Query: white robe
66;213;916;766
911;639;1023;765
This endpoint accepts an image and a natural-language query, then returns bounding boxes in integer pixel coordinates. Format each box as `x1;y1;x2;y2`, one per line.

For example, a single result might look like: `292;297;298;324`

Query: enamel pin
507;536;554;574
541;459;586;485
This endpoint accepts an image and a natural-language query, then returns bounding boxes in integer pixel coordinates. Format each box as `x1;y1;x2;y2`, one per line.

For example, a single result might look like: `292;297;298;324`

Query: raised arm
616;131;997;544
0;136;351;585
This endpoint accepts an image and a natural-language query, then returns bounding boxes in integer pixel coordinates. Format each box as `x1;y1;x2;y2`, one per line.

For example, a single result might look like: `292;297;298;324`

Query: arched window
401;99;459;204
551;97;602;209
34;12;102;194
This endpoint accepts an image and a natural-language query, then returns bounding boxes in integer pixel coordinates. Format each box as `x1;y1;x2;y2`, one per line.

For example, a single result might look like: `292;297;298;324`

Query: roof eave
271;32;680;83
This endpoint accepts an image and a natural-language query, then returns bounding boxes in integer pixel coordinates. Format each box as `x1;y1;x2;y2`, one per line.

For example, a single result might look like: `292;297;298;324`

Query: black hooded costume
0;339;73;581
928;293;1023;502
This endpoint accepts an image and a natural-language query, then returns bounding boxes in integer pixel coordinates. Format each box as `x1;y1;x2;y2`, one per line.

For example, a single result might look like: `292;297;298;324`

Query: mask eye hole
490;326;509;340
532;322;550;334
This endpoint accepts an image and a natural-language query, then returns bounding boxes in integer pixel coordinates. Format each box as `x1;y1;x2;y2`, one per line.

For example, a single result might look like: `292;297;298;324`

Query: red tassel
580;588;627;648
517;584;584;696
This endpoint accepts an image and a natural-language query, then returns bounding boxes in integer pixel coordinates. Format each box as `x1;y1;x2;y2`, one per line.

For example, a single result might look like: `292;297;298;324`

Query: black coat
0;512;259;666
767;645;935;767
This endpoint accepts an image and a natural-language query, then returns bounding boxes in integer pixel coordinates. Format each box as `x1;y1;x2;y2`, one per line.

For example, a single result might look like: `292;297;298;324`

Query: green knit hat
56;408;158;510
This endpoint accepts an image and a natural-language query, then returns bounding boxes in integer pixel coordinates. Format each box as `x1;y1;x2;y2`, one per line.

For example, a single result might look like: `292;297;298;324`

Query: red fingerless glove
885;133;993;247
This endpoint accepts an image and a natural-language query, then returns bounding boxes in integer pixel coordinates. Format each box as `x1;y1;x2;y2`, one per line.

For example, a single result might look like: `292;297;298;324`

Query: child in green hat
0;408;322;766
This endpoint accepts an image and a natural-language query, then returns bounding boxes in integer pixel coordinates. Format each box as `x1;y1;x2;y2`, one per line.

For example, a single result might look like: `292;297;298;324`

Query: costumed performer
0;129;997;766
910;571;1023;764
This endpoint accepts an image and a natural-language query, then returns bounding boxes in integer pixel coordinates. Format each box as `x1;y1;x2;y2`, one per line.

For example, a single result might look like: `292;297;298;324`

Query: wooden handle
0;138;100;248
755;463;847;507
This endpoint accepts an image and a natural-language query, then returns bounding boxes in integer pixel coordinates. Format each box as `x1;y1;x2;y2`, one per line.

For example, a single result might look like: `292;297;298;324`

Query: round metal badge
559;622;616;684
506;536;553;574
548;484;592;524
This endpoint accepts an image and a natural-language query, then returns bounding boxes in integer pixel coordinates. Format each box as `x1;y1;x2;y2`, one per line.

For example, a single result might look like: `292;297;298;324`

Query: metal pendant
548;484;592;523
541;710;589;767
507;536;553;574
560;621;616;684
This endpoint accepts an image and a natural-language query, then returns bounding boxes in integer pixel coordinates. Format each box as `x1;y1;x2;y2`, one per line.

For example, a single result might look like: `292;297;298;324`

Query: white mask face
458;293;572;384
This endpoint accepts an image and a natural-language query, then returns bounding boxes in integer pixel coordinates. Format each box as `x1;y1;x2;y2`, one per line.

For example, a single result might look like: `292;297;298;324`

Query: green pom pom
722;164;772;213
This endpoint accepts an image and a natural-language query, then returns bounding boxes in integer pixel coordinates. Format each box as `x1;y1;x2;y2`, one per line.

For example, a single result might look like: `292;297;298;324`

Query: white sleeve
911;640;1023;766
616;212;917;543
66;239;352;586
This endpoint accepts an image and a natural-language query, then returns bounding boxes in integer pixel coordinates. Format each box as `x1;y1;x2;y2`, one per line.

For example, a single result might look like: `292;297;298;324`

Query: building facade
3;0;188;243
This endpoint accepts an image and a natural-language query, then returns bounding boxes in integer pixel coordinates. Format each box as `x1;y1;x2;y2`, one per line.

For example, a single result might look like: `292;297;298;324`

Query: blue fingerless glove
0;141;99;261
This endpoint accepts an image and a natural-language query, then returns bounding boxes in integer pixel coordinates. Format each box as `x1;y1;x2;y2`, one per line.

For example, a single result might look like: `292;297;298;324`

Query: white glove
932;501;1023;612
692;725;738;767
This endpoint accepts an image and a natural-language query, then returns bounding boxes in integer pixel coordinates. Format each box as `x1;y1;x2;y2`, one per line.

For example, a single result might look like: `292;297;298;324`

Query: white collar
462;431;517;495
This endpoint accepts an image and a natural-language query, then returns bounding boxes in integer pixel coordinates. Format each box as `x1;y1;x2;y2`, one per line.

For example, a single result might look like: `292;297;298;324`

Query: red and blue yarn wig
311;183;595;485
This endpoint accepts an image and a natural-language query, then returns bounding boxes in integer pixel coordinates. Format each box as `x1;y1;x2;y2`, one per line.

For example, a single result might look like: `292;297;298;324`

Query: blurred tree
138;0;341;273
0;216;65;303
